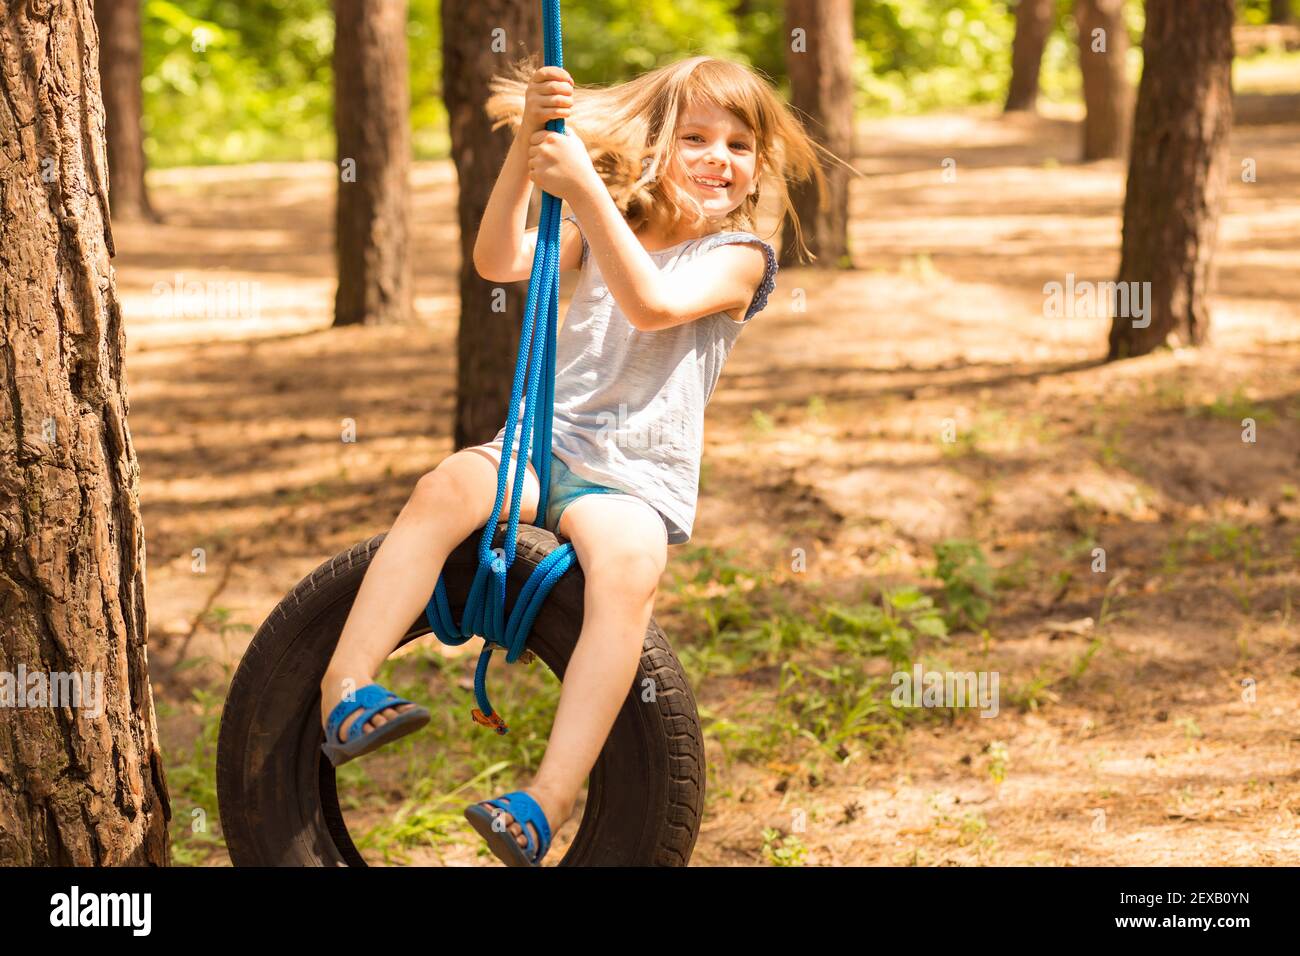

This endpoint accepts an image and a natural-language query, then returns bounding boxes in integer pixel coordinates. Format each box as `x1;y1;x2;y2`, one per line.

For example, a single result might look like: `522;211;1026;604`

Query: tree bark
0;0;169;864
93;0;156;222
1108;0;1235;360
442;0;540;448
1076;0;1133;160
1005;0;1054;112
1270;0;1293;25
780;0;854;268
333;0;412;327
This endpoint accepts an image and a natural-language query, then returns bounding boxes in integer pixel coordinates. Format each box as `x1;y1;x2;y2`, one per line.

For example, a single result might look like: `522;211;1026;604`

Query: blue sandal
464;790;553;867
320;683;431;768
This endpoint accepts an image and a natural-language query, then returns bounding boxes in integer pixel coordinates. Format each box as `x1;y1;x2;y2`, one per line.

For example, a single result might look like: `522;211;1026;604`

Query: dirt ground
118;94;1300;866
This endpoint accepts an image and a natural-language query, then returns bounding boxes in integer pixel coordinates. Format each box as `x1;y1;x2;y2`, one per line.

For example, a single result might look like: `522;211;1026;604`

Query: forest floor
118;87;1300;866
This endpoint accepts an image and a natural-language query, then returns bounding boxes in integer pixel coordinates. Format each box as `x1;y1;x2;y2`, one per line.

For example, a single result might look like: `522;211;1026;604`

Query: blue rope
425;0;571;735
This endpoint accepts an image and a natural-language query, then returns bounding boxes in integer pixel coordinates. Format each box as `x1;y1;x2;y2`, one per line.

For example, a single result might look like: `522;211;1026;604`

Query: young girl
318;54;827;865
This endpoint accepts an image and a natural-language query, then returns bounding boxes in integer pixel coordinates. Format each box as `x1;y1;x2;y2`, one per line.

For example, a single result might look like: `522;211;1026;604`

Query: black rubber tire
215;524;705;866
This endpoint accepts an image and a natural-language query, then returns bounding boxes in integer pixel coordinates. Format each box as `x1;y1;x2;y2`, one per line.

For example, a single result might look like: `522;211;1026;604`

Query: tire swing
216;0;704;867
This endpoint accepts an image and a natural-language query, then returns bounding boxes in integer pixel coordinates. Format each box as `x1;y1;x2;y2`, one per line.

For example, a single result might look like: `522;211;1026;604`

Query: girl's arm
471;131;534;281
568;183;766;331
473;67;582;282
565;184;674;329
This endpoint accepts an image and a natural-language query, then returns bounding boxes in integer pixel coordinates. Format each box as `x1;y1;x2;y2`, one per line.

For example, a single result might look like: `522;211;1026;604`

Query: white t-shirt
494;215;778;544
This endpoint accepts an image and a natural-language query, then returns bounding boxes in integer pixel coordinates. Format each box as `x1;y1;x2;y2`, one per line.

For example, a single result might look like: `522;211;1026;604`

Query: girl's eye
681;132;754;151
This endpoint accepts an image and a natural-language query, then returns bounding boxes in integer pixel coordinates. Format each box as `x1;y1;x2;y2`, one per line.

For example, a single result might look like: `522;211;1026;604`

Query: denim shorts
473;440;669;547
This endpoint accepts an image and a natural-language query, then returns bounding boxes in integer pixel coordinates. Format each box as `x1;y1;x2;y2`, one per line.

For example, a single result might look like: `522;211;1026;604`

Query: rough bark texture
333;0;412;327
1076;0;1133;160
1005;0;1054;112
0;0;169;864
1109;0;1235;360
780;0;854;268
442;0;539;449
93;0;154;222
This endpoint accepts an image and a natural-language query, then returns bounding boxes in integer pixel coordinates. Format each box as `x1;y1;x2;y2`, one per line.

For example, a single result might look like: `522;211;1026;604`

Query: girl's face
669;101;758;221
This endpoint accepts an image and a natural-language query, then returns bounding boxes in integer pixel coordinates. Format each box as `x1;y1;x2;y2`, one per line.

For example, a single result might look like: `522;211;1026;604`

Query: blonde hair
486;55;839;262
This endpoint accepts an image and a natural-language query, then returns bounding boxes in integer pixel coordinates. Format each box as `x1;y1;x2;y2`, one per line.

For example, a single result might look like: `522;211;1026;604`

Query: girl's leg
476;493;668;852
320;444;541;743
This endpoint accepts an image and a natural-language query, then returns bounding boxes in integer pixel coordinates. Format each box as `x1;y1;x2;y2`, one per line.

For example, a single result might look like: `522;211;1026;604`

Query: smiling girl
318;55;831;866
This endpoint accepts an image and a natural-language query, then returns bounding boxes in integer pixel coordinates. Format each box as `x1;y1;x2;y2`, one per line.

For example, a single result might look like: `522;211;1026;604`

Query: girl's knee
420;449;538;526
402;468;476;537
586;549;663;600
411;466;460;512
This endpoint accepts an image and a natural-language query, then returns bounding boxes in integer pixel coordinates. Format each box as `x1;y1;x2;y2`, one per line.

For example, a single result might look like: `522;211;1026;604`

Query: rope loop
424;0;571;734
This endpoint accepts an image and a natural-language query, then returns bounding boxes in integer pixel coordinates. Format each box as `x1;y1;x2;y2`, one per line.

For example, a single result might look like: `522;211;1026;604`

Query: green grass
1190;386;1276;424
938;409;1056;461
932;539;995;631
667;543;975;776
1006;667;1060;712
158;685;227;866
749;408;776;434
761;827;808;866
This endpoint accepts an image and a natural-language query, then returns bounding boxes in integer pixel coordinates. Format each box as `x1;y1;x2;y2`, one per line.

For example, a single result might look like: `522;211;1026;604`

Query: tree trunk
1270;0;1293;25
333;0;412;327
1005;0;1054;112
780;0;854;268
442;0;540;448
1108;0;1235;360
0;0;169;864
1076;0;1133;160
94;0;156;221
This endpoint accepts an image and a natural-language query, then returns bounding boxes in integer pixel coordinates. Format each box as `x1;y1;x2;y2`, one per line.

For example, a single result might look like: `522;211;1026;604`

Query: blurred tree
782;0;854;268
95;0;156;220
1005;0;1055;111
1109;0;1235;359
443;0;540;448
333;0;412;326
1075;0;1132;159
1270;0;1294;23
0;0;169;863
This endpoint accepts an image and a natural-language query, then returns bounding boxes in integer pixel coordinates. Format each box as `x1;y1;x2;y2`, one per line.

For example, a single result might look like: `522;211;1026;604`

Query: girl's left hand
527;128;600;203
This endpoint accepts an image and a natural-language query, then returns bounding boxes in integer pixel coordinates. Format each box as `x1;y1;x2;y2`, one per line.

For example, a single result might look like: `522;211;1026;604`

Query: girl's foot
474;784;573;855
320;672;416;745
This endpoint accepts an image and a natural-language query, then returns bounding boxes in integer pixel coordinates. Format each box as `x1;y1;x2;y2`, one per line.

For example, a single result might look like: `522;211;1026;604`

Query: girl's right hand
522;66;574;136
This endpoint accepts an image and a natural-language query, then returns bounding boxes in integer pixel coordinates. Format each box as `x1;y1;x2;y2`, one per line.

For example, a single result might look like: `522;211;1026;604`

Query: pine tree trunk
94;0;155;222
0;0;169;865
1005;0;1054;112
780;0;854;268
442;0;540;448
1270;0;1293;25
1108;0;1235;360
1076;0;1133;160
333;0;412;327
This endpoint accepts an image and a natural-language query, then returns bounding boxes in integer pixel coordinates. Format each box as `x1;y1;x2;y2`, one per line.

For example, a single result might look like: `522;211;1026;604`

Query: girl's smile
671;101;757;218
